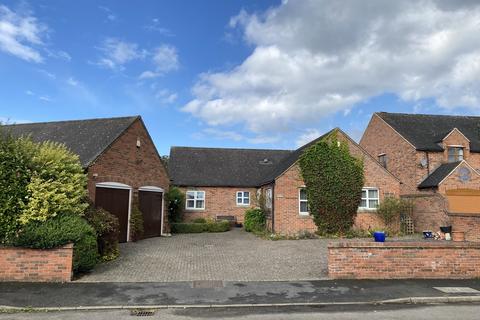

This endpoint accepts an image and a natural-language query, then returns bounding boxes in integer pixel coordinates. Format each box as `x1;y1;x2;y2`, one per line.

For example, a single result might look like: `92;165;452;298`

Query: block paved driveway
77;228;332;282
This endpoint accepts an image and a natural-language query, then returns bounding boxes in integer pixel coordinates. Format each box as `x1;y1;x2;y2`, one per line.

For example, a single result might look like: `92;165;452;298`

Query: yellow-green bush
20;141;88;224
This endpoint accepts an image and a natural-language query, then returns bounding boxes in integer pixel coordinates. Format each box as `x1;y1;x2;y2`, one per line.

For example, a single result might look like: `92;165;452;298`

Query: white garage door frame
96;182;133;242
139;186;165;236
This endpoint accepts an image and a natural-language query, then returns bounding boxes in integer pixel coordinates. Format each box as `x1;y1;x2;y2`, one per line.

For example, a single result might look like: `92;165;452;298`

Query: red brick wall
402;193;449;232
451;214;480;242
273;130;401;235
86;118;169;234
180;187;257;223
0;244;73;282
87;119;169;200
360;114;418;194
328;241;480;279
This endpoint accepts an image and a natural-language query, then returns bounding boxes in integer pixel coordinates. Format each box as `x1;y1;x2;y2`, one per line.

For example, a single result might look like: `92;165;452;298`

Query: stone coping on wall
328;240;480;249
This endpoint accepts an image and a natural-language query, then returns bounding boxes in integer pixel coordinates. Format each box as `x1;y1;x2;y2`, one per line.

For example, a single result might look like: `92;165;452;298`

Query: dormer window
447;146;464;163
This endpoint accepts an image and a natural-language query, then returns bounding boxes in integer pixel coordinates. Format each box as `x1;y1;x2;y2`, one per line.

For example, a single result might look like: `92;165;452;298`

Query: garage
95;183;132;243
139;186;164;239
446;189;480;214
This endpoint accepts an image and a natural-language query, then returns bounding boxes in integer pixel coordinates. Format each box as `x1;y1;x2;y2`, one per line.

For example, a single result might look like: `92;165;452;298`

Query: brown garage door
446;189;480;214
95;187;130;243
139;190;163;238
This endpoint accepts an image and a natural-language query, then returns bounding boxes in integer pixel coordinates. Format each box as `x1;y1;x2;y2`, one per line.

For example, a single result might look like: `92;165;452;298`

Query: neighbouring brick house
6;116;169;242
169;128;400;235
361;112;480;241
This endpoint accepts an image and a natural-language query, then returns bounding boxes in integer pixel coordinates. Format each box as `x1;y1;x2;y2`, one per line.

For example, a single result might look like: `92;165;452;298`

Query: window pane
197;192;204;199
187;192;195;199
299;189;307;200
448;155;456;162
369;200;379;208
368;189;378;199
244;192;249;198
300;201;308;213
448;148;455;156
243;198;249;204
196;200;204;208
187;200;195;208
361;190;367;198
360;200;367;207
237;191;242;198
237;197;242;204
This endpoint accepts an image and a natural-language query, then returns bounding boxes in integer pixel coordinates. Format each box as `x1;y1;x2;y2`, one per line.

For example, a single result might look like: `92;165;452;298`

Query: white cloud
0;5;47;62
98;6;116;22
195;127;280;145
153;45;179;72
96;38;145;70
144;18;173;36
25;90;34;95
37;69;56;79
155;89;177;104
184;0;480;136
138;44;179;79
295;129;321;147
45;48;71;61
38;95;52;102
67;77;78;86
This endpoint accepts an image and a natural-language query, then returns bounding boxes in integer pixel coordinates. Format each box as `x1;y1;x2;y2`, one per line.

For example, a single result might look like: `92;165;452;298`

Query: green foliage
84;203;120;262
20;141;88;224
130;205;144;241
165;187;185;223
171;221;230;233
376;197;413;226
13;214;98;273
299;131;364;234
192;217;207;223
206;220;230;232
0;131;35;244
244;208;266;232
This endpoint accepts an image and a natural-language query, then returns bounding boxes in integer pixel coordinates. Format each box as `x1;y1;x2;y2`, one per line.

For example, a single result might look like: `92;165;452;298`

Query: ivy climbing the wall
298;130;364;234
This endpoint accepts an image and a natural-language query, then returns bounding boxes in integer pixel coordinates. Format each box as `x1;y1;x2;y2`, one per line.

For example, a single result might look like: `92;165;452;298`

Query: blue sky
2;1;480;155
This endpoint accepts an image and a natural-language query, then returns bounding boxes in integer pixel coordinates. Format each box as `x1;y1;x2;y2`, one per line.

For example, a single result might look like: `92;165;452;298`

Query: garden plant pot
373;231;386;242
452;231;465;242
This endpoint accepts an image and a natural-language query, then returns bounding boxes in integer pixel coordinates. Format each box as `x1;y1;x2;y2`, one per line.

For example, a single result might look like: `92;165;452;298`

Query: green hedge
13;214;98;273
244;208;266;232
84;204;120;262
171;221;230;233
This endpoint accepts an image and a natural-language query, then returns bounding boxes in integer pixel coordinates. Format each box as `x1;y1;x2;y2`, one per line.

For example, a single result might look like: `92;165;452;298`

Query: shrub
192;217;207;223
206;220;230;232
166;187;185;223
20;141;88;224
299;130;364;234
13;214;98;273
0;132;35;244
244;208;266;232
171;222;207;233
376;197;413;227
171;221;230;233
130;205;144;241
84;203;120;261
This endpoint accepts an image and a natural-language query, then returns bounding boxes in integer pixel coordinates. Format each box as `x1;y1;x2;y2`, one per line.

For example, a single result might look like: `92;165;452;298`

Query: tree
299;130;364;234
20;141;88;224
165;187;185;223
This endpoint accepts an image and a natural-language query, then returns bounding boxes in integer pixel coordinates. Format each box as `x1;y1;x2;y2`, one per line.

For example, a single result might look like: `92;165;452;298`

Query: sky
2;1;480;155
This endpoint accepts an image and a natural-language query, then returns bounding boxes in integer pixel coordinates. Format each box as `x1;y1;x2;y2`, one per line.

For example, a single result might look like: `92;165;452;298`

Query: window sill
236;204;250;207
298;214;311;219
185;208;205;211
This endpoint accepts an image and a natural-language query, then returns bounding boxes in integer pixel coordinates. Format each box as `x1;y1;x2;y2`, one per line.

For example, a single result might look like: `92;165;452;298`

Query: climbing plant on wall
298;130;364;234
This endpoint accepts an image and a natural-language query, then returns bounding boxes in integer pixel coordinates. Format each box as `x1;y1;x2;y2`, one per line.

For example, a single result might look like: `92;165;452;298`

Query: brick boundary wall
450;214;480;242
328;241;480;279
0;244;73;282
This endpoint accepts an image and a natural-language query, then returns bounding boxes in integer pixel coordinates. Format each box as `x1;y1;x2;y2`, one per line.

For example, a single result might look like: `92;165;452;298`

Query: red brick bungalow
361;112;480;241
6;116;169;242
169;128;400;235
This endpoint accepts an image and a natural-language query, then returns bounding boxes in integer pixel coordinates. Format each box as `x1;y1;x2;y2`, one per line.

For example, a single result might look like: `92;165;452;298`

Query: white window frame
236;191;250;206
298;188;309;216
186;190;205;210
447;146;464;163
265;188;273;209
359;187;379;210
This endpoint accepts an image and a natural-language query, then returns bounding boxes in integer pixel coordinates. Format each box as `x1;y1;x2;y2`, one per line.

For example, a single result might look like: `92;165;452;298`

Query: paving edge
2;296;480;312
